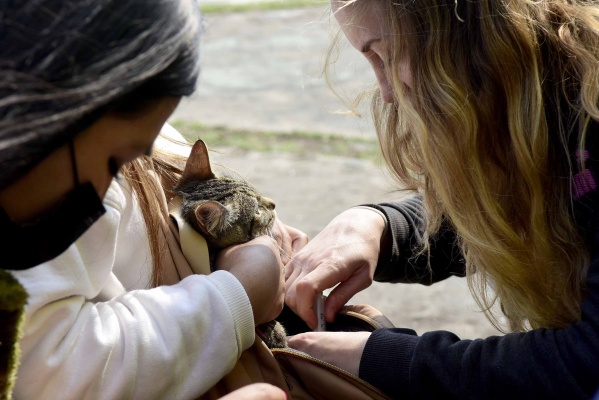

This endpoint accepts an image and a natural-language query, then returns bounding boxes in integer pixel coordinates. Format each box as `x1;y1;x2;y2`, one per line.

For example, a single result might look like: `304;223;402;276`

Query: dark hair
0;0;202;189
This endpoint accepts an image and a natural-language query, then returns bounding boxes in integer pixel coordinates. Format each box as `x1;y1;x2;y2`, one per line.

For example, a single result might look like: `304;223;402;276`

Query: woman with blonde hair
285;0;599;397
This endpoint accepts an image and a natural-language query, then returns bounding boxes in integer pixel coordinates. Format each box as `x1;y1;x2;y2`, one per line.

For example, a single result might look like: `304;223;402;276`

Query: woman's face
0;97;181;223
331;0;412;103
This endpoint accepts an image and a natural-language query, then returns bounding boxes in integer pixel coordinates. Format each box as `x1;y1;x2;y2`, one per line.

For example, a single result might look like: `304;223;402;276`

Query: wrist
207;271;256;352
350;206;391;267
350;206;388;234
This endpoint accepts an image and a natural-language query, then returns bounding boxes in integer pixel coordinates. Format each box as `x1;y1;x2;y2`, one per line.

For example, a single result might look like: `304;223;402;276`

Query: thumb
324;274;372;322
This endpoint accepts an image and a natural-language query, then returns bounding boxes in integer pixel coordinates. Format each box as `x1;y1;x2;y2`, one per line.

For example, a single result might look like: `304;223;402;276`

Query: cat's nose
263;197;276;210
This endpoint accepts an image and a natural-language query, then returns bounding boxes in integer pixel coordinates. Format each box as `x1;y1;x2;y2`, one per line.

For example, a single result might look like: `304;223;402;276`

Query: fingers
218;383;287;400
289;262;349;329
324;275;372;322
283;208;384;327
270;219;292;264
271;219;308;266
285;224;309;252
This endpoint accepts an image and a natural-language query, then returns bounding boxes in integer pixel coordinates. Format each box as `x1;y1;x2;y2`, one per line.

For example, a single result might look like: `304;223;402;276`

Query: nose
373;68;394;103
369;59;395;104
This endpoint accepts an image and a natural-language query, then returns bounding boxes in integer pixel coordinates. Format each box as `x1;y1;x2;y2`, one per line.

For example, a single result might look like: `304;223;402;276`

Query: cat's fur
173;140;287;348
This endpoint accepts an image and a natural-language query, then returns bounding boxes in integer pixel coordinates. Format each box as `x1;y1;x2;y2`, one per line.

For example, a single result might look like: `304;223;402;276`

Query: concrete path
171;6;377;138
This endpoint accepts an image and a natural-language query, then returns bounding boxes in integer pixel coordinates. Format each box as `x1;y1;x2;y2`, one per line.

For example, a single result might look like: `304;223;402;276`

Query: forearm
360;324;596;399
13;271;254;400
359;259;599;399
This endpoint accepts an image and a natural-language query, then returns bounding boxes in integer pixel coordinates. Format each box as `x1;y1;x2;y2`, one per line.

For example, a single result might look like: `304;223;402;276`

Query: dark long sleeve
359;183;599;398
359;254;599;399
363;196;465;284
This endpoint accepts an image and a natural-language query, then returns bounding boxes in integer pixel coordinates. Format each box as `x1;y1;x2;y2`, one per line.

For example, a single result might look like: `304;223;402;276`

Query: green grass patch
200;0;327;14
171;120;380;161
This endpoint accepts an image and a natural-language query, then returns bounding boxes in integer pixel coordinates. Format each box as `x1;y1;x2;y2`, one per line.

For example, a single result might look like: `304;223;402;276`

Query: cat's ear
195;201;228;236
178;140;215;187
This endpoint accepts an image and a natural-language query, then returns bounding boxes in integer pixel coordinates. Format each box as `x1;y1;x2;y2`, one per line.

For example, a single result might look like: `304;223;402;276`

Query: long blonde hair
332;0;599;332
121;147;186;287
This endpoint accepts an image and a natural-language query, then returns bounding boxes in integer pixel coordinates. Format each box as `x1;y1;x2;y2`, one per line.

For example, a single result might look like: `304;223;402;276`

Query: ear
194;201;228;236
178;140;215;187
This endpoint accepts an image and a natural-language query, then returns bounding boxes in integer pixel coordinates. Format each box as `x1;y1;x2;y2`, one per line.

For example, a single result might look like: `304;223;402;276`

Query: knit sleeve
362;196;465;285
359;252;599;399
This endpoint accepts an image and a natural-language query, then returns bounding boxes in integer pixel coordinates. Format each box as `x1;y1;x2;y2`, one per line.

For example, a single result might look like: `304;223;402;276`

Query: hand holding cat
285;207;387;329
270;217;309;264
215;236;286;325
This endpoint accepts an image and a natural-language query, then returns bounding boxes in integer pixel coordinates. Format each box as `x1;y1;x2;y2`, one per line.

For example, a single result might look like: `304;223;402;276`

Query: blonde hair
121;147;186;287
331;0;599;332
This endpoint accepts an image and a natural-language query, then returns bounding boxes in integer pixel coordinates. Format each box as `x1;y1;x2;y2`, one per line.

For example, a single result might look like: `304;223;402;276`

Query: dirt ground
171;6;503;340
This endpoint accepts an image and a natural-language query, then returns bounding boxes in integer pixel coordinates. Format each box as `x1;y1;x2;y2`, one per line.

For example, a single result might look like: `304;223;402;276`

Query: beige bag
166;197;392;400
197;304;393;400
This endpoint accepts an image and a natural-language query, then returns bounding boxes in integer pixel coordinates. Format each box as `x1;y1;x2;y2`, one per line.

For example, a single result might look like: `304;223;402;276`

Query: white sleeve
10;182;255;400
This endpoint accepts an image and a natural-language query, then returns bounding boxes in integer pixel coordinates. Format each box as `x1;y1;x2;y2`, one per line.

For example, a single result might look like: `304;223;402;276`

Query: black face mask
1;141;106;270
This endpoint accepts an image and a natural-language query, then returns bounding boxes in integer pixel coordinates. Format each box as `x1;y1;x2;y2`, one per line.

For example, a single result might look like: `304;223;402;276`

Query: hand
217;383;287;400
285;208;386;328
287;331;371;377
215;236;285;325
270;217;309;264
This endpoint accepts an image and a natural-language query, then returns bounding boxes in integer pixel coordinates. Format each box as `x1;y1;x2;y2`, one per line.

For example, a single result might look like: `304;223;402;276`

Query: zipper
271;347;391;399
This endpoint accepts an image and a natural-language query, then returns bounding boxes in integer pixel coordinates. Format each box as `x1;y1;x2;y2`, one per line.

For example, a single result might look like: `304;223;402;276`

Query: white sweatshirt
10;177;256;399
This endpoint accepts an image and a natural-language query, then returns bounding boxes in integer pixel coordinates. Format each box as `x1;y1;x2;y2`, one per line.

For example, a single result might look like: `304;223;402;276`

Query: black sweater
359;177;599;397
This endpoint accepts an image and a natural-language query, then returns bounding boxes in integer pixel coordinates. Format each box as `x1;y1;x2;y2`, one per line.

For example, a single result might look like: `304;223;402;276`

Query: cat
172;139;288;349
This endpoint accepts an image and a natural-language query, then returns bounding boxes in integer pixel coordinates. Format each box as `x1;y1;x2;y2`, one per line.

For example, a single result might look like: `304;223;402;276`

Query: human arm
215;235;286;325
9;181;256;400
361;197;465;283
289;258;599;399
357;264;599;400
285;196;465;328
354;192;599;399
289;193;599;399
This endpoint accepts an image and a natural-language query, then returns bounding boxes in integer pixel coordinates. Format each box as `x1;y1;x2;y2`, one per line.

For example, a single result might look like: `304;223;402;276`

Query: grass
199;0;327;14
170;120;381;161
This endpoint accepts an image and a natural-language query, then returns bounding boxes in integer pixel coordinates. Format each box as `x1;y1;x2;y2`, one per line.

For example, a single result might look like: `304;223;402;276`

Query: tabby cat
173;139;287;348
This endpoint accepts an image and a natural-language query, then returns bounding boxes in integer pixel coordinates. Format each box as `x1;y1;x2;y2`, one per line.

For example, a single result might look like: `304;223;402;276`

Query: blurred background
169;0;502;339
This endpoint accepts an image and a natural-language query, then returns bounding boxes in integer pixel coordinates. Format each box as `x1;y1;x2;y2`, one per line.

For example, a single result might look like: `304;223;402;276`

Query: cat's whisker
286;257;306;269
214;163;246;182
279;248;291;261
263;227;292;263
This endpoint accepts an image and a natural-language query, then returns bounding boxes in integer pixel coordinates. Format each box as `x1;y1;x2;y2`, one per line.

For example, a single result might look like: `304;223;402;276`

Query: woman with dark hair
1;1;288;398
286;0;599;398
